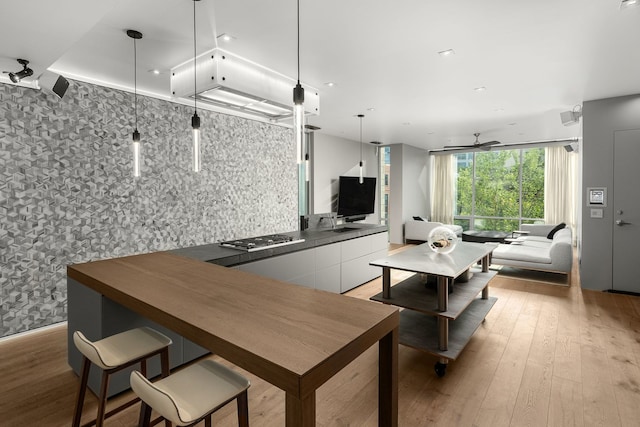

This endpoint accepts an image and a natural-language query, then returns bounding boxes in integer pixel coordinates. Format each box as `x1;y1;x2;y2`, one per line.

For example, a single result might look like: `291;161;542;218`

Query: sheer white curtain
430;154;454;224
544;145;577;233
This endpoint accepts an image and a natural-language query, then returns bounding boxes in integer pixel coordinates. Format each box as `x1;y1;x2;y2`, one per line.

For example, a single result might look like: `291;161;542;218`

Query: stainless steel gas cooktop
219;234;305;252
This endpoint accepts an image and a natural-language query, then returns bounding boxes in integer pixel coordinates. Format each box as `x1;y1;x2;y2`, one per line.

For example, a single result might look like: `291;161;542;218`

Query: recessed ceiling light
324;82;335;87
217;33;235;42
474;86;487;92
621;0;639;9
438;49;455;57
508;122;517;126
150;69;160;75
367;107;375;111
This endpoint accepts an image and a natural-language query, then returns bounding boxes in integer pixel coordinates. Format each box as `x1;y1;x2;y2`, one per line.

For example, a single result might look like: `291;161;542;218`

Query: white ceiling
1;0;639;150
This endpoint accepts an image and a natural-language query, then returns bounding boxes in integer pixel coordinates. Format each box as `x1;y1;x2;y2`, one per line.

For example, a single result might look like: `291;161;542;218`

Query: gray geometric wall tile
0;80;298;337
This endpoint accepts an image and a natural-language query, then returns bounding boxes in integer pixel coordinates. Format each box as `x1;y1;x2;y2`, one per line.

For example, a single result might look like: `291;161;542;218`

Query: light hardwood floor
1;245;640;426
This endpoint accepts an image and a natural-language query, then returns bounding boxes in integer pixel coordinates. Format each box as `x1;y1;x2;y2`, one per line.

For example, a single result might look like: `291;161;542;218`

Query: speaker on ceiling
560;109;582;126
38;70;69;99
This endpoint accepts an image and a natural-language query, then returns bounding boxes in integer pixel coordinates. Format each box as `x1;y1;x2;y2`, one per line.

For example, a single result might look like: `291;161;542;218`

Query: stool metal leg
72;356;91;427
238;390;249;427
160;348;172;427
138;401;153;427
96;370;110;427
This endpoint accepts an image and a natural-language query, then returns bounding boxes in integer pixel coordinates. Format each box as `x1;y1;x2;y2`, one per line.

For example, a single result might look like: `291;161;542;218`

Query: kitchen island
67;225;396;425
67;251;398;426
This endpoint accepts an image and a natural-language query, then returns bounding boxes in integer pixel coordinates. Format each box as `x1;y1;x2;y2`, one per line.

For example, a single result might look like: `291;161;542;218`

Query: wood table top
67;251;399;398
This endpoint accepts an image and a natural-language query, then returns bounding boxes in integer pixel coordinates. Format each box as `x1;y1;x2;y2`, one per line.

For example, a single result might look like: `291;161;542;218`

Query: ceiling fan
444;133;500;151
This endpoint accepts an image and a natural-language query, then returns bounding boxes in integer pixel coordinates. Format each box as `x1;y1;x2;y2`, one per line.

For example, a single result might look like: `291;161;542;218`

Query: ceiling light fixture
438;49;455;57
4;59;34;83
621;0;639;8
217;33;235;42
191;0;201;173
357;114;365;184
474;86;486;91
293;0;305;166
127;30;143;178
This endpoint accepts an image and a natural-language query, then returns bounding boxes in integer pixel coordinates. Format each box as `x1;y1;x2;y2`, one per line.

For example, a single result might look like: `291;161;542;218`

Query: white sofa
490;223;572;284
404;219;463;243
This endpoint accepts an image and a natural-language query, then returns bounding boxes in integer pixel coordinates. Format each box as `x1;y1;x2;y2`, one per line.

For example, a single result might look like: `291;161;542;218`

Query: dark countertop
168;224;388;267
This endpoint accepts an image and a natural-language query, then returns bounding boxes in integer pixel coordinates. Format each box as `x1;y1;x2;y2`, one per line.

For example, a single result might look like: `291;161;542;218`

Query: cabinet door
340;232;388;292
315;243;341;293
236;249;315;286
341;249;388;293
341;232;388;262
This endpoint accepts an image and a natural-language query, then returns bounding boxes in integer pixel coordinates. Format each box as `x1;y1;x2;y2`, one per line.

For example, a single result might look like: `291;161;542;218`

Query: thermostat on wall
587;187;607;207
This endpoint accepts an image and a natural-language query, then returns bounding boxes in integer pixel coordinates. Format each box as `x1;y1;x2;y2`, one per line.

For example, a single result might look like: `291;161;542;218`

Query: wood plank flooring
1;245;639;426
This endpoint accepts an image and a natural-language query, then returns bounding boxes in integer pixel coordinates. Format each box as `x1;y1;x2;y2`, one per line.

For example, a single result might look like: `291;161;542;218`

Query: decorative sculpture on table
427;226;458;254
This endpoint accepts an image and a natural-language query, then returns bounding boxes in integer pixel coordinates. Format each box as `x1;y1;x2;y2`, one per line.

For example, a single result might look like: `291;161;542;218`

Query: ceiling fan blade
443;144;473;149
479;140;500;146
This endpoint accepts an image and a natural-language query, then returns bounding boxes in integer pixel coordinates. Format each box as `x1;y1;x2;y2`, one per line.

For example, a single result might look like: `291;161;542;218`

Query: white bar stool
130;359;250;427
72;327;172;427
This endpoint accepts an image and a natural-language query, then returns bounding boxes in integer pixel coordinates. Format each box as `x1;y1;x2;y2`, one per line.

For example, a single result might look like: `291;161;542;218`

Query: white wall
311;133;379;224
388;144;429;244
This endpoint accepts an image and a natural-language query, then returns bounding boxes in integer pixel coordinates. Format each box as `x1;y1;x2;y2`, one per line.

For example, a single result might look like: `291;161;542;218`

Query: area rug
490;265;569;286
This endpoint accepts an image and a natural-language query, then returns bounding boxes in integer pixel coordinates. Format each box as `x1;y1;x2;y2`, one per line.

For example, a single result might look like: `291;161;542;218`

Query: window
453;148;544;232
380;147;390;225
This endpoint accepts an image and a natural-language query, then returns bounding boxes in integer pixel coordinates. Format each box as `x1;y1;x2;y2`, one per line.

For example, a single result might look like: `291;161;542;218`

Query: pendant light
127;29;143;178
358;114;364;184
191;0;201;172
293;0;305;165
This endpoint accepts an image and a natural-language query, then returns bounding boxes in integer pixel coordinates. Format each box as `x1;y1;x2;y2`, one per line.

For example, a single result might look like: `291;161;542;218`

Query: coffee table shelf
370;268;497;319
398;297;497;360
369;242;497;376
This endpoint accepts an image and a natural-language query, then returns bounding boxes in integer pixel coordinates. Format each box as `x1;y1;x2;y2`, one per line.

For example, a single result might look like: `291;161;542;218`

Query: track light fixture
4;59;33;83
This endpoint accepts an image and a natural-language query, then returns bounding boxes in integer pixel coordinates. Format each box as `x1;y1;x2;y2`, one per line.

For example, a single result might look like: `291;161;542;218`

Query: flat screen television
337;176;377;219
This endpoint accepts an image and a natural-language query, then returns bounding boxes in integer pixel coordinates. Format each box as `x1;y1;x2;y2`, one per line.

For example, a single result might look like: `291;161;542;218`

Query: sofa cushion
516;239;552;249
547;222;566;239
492;244;552;264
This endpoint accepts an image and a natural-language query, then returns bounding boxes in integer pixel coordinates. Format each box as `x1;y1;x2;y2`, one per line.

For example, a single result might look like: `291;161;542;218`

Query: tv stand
345;215;366;222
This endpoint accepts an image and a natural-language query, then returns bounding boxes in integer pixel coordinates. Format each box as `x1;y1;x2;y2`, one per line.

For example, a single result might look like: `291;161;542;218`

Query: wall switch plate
590;209;603;218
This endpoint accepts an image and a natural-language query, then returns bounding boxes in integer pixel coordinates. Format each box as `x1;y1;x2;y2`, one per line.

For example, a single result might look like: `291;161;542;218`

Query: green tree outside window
454;148;544;232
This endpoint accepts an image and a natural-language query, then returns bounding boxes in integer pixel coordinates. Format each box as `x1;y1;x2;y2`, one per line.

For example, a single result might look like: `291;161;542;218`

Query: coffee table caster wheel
434;362;447;377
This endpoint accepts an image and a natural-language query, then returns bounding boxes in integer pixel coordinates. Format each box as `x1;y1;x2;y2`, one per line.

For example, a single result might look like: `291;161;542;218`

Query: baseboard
604;289;640;297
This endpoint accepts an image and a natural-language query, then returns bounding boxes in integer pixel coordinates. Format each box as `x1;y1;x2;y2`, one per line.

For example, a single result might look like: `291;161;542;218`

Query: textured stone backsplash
0;80;297;337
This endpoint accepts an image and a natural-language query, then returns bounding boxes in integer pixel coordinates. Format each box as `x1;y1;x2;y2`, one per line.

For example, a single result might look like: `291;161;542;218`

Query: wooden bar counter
67;251;399;426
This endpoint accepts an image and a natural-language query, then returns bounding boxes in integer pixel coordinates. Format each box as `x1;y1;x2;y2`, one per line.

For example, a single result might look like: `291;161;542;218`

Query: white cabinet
236;231;387;294
340;232;388;292
315;242;341;293
236;249;316;288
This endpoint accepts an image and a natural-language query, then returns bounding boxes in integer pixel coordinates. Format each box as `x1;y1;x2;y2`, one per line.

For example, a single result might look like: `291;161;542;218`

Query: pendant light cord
133;37;138;130
193;0;197;114
360;115;363;163
297;0;300;84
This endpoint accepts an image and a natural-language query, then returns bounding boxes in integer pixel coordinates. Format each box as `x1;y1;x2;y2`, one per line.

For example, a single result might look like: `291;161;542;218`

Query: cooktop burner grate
219;234;305;252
